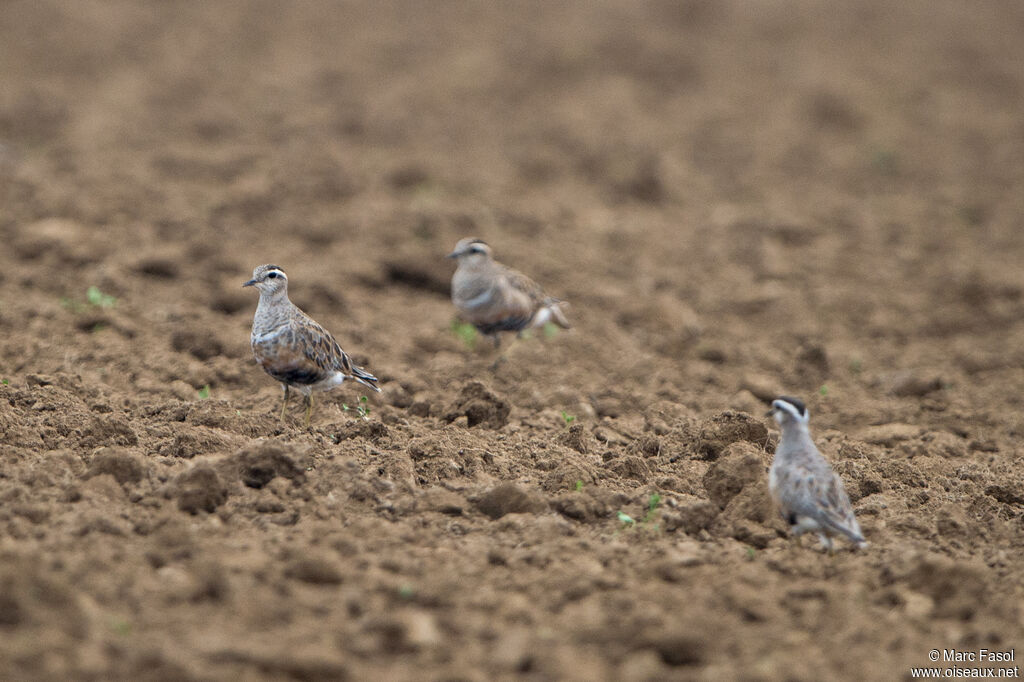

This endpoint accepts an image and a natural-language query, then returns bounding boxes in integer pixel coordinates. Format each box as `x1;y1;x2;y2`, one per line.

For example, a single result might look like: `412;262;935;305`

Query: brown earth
1;1;1023;680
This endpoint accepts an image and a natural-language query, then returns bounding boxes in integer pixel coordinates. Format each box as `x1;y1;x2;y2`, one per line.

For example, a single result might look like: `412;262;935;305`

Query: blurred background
1;1;1023;679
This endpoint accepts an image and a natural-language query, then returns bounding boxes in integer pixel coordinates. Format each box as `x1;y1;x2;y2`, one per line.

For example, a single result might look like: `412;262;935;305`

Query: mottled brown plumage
244;264;380;426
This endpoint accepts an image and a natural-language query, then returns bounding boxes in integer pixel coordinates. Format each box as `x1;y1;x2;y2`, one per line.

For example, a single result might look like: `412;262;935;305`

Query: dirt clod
86;447;149;485
443;382;511;429
475;483;547;519
697;411;770;460
232;441;306;489
173;466;228;514
702;442;767;508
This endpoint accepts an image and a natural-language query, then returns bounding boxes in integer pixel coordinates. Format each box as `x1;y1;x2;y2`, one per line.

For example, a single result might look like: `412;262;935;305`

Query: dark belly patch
268;366;325;385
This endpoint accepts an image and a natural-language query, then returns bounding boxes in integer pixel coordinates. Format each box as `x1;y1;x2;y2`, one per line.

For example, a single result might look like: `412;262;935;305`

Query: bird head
768;396;809;426
447;238;493;265
243;264;289;296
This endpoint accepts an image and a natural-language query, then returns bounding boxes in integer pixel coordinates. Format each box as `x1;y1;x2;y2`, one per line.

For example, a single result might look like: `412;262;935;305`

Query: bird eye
267;272;278;279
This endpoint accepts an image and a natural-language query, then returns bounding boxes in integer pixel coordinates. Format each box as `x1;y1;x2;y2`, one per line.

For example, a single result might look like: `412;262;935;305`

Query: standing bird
447;238;570;347
243;264;380;426
768;396;866;553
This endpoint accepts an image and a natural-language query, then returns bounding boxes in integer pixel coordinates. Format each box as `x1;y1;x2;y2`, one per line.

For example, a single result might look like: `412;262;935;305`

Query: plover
767;396;866;553
447;238;570;347
244;264;380;426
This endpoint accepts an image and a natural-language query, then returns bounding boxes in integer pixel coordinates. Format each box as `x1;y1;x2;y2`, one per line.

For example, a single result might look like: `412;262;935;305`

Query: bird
767;396;866;553
447;238;570;347
243;264;380;426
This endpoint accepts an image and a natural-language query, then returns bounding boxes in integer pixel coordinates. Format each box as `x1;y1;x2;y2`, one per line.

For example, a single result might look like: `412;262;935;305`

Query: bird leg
488;333;523;371
279;385;290;421
303;394;313;428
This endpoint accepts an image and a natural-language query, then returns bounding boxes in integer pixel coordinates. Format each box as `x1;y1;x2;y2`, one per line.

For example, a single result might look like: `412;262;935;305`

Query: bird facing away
244;264;380;426
768;396;866;553
447;238;570;347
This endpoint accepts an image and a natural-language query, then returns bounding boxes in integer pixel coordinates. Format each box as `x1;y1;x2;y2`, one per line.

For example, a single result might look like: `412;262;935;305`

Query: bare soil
1;1;1023;680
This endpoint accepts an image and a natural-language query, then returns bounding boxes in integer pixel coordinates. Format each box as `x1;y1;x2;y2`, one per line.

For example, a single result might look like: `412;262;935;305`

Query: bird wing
294;312;381;392
501;265;549;306
293;313;354;375
786;461;863;542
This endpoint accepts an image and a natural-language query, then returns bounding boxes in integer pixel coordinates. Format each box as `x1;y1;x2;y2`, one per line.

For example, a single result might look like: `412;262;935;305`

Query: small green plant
86;285;117;308
62;286;117;313
197;385;211;399
560;410;576;426
398;584;415;600
819;384;828;396
543;322;560;339
617;492;663;533
644;493;662;523
745;547;756;560
1;379;8;385
574;479;584;492
343;395;371;420
451;319;478;349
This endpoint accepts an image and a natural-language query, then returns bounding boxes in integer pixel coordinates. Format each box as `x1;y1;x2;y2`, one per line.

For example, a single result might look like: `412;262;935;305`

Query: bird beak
446;250;460;259
764;409;774;418
242;279;257;287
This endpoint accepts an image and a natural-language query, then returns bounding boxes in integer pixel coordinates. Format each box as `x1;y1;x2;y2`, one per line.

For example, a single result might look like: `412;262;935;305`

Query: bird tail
352;365;382;393
540;298;571;329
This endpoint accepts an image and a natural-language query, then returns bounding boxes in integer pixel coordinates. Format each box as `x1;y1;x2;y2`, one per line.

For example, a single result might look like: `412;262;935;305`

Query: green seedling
398;584;415;600
86;286;117;308
645;493;662;522
450;319;478;349
343;395;371;420
198;385;211;399
560;410;576;426
746;547;757;560
819;384;828;396
1;379;8;386
617;492;663;533
574;479;584;492
543;322;560;339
